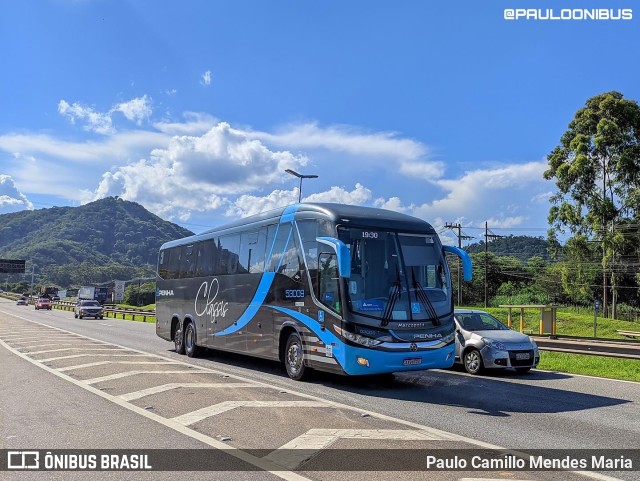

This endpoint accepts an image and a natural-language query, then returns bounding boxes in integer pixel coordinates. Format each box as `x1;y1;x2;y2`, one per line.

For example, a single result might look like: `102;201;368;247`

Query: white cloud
398;160;446;181
227;189;298;218
113;95;152;124
249;122;431;163
484;216;527;228
201;70;212;86
0;174;34;213
153;112;218;135
88;122;308;220
411;161;550;228
303;183;372;205
373;196;411;213
531;191;553;204
58;100;114;135
58;95;153;134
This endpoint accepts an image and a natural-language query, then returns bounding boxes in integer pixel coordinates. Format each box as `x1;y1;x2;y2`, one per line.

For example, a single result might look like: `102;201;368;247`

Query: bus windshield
338;227;450;323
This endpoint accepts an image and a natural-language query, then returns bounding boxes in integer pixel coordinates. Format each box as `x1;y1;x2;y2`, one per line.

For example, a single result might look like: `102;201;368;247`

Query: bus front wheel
284;332;312;381
184;322;200;358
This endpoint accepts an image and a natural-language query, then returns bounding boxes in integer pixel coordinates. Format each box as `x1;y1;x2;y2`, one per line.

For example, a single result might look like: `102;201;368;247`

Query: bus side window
318;252;341;314
266;223;292;272
195;239;217;277
158;250;169;279
279;230;305;283
166;246;181;279
180;244;195;278
239;231;266;274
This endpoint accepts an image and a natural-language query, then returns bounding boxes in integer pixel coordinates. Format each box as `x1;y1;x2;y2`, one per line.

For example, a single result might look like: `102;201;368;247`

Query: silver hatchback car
453;309;540;375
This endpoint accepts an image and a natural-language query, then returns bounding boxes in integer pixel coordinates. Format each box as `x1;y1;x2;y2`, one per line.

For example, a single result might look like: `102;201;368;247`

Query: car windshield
81;301;101;307
457;312;509;331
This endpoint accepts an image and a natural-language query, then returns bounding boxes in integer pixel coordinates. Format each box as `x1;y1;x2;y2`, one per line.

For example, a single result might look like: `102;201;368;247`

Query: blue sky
1;0;638;245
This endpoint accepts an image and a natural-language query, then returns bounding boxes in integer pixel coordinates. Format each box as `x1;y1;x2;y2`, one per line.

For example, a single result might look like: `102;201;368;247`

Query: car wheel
463;348;484;375
174;323;185;355
515;367;531;374
184;322;200;358
284;332;312;381
74;312;78;318
99;315;104;319
79;313;83;319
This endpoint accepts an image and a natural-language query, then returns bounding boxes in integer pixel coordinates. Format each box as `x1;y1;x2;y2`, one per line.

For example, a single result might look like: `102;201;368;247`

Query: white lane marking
0;329;55;335
98;323;112;327
120;382;258;401
172;400;330;427
266;428;450;469
56;361;181;372
58;361;112;371
0;338;312;481
4;336;85;344
38;353;147;362
29;347;123;355
0;311;626;481
84;370;206;385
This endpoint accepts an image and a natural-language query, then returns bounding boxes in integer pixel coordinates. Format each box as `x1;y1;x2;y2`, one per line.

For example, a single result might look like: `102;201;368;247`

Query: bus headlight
333;325;383;347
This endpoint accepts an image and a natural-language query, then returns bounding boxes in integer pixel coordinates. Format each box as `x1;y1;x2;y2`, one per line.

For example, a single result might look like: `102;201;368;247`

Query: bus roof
160;203;437;250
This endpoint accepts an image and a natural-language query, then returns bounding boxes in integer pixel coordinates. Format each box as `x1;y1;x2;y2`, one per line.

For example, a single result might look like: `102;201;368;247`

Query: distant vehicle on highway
35;298;52;310
74;300;104;319
16;298;27;306
453;309;540;375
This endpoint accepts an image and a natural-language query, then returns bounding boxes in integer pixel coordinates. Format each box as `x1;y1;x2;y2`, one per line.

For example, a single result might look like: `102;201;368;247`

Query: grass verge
538;351;640;382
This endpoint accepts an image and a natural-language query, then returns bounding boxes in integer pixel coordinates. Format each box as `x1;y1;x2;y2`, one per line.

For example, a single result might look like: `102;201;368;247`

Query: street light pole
29;264;37;303
285;169;318;203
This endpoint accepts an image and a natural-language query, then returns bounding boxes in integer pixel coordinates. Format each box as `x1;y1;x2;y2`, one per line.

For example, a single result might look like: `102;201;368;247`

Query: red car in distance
35;297;52;310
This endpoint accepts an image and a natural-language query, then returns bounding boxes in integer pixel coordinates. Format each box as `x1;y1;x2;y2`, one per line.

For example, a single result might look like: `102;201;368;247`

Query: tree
544;91;640;318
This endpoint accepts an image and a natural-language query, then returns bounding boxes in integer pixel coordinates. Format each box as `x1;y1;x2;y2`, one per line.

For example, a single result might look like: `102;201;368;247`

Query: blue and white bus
156;203;471;380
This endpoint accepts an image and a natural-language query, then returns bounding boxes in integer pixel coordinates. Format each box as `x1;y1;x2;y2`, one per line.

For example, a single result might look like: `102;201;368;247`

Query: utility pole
444;223;473;306
484;222;503;308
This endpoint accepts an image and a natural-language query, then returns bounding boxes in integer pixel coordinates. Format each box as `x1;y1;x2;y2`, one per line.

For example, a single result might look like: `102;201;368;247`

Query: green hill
464;235;551;261
0;197;193;287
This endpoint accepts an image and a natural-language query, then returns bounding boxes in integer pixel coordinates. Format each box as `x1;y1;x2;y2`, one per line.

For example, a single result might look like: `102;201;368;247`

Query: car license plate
515;353;530;360
403;358;422;366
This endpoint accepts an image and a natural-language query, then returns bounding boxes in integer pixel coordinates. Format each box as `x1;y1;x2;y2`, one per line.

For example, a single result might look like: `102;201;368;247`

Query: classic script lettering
195;278;229;322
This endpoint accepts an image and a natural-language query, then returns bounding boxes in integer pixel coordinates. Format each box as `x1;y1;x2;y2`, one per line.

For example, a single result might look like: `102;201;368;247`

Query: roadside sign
0;259;25;274
114;281;126;302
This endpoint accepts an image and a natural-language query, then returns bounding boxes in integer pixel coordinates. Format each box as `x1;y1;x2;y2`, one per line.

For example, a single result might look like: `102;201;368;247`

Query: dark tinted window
195;239;217;277
217;234;241;275
266;223;292;272
240;229;267;274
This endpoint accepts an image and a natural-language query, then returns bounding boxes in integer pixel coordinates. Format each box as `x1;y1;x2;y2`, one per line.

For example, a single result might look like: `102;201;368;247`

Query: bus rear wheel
174;323;185;355
284;332;312;381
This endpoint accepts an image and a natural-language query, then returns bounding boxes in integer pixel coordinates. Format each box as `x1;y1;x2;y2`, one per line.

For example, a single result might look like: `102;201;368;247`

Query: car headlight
530;338;538;349
441;331;456;344
482;338;506;351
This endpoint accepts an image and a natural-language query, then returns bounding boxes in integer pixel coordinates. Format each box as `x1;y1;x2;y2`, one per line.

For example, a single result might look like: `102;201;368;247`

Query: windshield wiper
380;269;401;328
411;267;441;326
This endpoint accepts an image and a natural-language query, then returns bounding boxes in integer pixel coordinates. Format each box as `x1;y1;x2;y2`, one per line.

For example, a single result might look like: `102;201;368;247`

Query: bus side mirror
443;245;472;281
316;237;351;278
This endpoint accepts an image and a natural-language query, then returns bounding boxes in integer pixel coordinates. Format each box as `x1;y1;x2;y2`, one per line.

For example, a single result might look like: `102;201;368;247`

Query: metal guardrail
53;301;155;322
616;330;640;339
2;294;638;356
532;335;640;360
